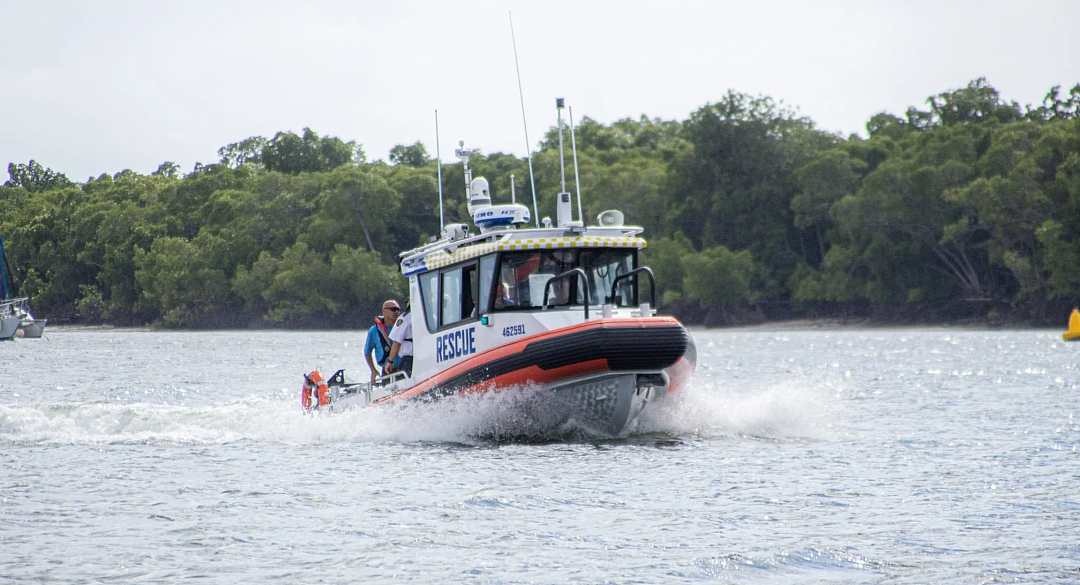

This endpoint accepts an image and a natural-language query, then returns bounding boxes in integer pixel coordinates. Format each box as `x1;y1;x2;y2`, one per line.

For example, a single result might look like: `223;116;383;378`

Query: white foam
1;374;846;445
0;384;571;445
636;375;846;441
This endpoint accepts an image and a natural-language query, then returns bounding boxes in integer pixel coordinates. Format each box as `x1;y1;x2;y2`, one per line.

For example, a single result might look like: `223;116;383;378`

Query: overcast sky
2;0;1078;182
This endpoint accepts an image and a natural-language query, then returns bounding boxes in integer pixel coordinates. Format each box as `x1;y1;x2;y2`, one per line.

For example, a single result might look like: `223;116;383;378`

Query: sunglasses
384;307;401;312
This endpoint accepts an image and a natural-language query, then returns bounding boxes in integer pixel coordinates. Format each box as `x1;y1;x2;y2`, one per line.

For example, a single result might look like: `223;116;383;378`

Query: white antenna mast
510;174;516;204
509;11;540;228
435;109;444;230
456;141;473;197
557;98;566;193
553;98;579;229
569;105;583;223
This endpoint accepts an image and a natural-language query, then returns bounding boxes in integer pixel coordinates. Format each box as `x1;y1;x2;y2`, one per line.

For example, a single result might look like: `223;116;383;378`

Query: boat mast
0;233;6;300
0;230;10;300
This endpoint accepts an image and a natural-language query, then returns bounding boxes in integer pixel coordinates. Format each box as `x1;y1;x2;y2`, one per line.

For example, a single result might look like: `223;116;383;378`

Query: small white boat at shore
1;298;44;340
19;307;47;338
1;228;47;340
12;297;47;337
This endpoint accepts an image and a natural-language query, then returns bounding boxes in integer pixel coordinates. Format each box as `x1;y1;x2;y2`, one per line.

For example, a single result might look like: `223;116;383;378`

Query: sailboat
0;228;46;339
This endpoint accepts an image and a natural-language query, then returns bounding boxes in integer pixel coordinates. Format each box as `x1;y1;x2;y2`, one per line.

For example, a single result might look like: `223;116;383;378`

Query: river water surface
2;328;1078;583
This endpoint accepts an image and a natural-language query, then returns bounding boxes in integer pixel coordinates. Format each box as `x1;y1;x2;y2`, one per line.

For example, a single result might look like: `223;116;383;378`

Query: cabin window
441;267;463;325
478;255;496;315
493;250;578;310
439;262;480;328
418;271;439;333
493;248;638;310
462;264;478;320
580;249;637;306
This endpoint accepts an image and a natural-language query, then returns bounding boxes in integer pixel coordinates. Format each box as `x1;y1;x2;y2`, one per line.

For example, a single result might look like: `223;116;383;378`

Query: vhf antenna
569;105;583;223
509;11;540;227
435;109;444;230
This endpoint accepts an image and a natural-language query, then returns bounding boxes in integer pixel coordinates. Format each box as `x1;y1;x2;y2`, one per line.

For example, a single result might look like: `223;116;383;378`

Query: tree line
3;78;1079;328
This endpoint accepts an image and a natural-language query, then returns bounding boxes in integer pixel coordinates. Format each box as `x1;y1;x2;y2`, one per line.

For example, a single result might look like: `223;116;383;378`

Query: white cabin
399;221;655;384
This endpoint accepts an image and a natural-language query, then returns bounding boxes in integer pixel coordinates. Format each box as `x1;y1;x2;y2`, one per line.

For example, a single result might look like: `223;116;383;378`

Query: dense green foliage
3;80;1079;328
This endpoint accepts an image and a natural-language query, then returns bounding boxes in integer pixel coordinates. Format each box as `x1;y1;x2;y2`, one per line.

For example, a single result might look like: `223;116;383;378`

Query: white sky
2;0;1078;182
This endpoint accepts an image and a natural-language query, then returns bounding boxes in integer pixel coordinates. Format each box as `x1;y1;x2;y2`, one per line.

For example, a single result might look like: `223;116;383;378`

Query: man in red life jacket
364;300;402;385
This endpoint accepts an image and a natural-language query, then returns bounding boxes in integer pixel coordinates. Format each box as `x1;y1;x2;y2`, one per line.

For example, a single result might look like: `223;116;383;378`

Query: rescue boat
302;99;696;438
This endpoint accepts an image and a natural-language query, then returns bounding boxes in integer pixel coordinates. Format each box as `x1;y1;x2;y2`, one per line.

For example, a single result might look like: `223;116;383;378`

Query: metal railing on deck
542;268;591;320
610;267;656;309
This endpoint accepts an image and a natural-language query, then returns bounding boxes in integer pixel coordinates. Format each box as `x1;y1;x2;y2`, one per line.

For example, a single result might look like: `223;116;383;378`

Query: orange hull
308;317;696;436
377;317;695;405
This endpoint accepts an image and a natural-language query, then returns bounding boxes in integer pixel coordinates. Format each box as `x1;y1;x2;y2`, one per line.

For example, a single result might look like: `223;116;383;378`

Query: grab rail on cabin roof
610;267;656;309
542;268;590;320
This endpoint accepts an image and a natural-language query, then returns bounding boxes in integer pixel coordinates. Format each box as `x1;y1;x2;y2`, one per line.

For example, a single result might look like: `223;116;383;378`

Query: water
2;328;1078;584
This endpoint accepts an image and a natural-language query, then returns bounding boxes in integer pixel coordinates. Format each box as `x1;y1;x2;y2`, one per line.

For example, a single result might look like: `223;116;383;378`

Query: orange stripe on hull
374;317;691;405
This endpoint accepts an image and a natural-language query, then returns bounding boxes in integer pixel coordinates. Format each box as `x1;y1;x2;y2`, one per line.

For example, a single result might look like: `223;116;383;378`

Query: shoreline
35;319;1066;333
664;299;1079;330
31;300;1075;333
46;324;153;332
718;318;1061;331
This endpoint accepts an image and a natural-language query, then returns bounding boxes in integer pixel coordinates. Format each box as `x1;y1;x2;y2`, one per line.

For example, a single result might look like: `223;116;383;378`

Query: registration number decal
502;324;526;337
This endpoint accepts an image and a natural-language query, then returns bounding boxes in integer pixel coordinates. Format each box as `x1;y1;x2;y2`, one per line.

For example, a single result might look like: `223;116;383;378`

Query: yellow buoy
1063;308;1080;341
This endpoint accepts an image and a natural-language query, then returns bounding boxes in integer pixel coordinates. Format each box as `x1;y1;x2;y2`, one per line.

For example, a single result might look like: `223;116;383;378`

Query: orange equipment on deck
301;370;330;412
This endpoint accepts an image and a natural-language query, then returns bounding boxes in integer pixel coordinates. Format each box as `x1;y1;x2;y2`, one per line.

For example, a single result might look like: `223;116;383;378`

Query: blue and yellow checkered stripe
421;236;647;270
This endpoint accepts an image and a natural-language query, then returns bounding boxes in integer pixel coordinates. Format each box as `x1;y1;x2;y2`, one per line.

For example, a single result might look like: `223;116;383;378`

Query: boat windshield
493;249;636;310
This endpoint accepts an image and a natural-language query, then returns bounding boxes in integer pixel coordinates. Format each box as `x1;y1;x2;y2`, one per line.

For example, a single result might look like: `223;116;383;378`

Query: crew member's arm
365;353;378;384
384;341;402;373
363;330;379;384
